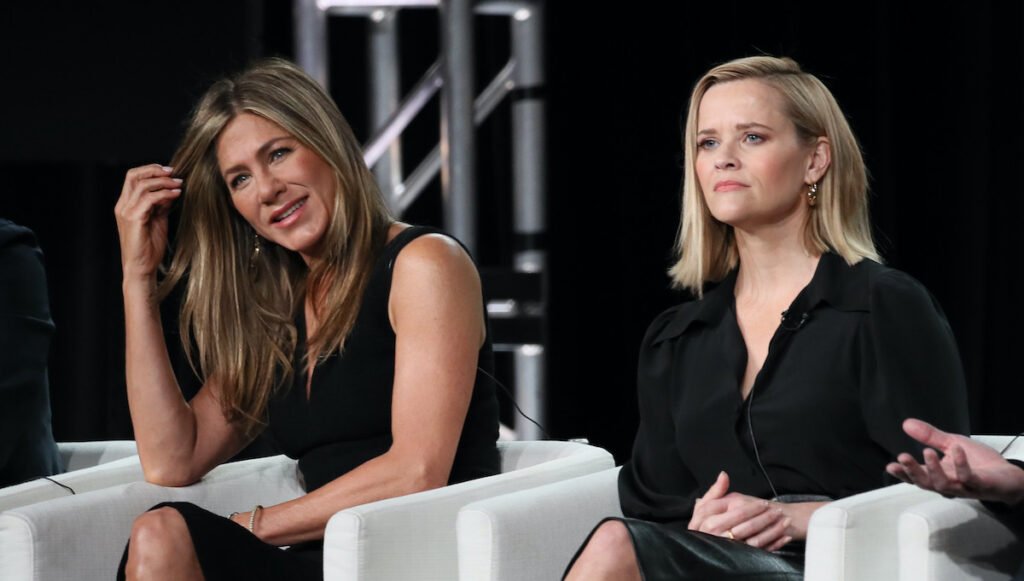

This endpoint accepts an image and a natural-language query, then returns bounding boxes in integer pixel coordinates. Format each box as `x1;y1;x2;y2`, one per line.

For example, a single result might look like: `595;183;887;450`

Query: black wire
41;477;76;495
999;432;1024;456
747;312;802;500
746;388;779;500
477;366;552;440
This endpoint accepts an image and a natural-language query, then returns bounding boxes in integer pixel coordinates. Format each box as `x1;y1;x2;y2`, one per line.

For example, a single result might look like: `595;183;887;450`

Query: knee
131;507;189;546
584;521;634;559
126;507;191;575
568;520;638;579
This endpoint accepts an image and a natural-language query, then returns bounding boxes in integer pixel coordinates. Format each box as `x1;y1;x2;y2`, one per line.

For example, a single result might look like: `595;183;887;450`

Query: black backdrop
2;1;1022;463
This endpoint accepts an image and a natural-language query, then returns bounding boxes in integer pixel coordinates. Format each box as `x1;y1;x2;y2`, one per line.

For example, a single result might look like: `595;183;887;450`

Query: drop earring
249;231;262;269
806;182;819;207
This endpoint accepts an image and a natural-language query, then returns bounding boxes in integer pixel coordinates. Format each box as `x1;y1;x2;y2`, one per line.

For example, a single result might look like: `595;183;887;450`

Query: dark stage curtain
2;1;1021;464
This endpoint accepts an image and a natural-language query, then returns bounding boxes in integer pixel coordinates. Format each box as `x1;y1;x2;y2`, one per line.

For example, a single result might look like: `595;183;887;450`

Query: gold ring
724;530;735;540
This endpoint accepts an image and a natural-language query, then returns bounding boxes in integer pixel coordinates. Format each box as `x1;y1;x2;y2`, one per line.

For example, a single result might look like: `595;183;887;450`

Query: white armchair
0;440;613;581
324;440;613;579
0;454;303;580
458;436;1024;581
897;493;1022;580
457;466;621;581
0;440;140;512
894;434;1023;581
806;435;1024;581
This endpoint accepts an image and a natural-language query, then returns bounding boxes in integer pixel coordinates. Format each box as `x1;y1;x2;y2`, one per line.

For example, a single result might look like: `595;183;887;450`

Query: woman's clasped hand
689;472;793;551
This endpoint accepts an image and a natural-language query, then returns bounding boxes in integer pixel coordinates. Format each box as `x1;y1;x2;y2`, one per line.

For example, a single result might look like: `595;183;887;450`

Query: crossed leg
565;520;641;581
124;507;205;580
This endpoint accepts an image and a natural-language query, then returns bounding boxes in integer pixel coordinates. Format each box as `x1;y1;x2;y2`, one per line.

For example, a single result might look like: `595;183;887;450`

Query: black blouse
619;252;971;524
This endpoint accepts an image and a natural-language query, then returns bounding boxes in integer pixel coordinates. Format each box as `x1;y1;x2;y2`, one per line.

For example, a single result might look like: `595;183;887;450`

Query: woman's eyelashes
269;147;292;162
227;148;293;190
230;174;250;189
698;133;766;150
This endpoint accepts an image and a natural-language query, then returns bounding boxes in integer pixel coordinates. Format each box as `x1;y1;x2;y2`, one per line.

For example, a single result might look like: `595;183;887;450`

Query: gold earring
249;231;262;269
807;182;819;207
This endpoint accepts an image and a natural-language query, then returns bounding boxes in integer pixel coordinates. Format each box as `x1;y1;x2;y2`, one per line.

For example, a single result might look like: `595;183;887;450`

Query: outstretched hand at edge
886;418;1024;506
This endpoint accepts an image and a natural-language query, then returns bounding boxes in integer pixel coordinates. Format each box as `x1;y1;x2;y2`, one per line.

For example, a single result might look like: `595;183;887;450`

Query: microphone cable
999;432;1024;457
746;309;812;499
477;366;552;440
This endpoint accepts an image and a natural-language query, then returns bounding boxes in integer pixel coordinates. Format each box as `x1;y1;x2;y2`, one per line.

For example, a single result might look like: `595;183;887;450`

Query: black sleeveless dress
117;226;500;580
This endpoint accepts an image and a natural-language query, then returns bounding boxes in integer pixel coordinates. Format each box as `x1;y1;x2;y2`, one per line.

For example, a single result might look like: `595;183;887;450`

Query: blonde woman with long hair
565;56;969;579
113;58;499;580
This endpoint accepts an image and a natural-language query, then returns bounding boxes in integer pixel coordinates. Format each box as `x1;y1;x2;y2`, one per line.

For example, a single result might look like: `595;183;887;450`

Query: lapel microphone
780;310;810;331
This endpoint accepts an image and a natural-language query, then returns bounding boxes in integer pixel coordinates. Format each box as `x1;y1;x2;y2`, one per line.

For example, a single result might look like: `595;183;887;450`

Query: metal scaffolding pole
294;0;329;88
368;9;404;204
392;61;512;213
439;0;477;254
294;0;548;441
510;2;547;440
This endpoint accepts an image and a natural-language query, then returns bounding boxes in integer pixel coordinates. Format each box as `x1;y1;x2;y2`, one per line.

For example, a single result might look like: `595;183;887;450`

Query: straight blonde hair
669;56;879;295
160;58;393;435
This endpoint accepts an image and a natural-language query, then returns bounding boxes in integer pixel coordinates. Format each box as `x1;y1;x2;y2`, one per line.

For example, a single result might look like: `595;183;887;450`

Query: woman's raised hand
114;164;182;282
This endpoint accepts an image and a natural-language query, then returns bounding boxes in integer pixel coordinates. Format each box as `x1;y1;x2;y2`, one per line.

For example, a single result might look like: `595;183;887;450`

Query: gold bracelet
248;505;264;533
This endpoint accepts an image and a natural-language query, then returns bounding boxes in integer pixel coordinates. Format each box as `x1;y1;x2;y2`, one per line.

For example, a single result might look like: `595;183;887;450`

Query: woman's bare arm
116;164;250;485
235;233;485;544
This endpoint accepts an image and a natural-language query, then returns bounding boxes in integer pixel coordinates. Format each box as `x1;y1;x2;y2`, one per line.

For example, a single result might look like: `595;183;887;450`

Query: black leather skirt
566;517;803;581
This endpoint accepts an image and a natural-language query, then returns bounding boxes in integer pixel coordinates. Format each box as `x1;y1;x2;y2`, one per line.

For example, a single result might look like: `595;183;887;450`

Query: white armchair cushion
457;466;621;581
0;454;302;581
324;440;614;580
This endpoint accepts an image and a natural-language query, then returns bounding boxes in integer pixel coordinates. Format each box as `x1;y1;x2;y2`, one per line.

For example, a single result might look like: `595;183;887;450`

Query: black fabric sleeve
618;306;701;524
0;221;62;485
859;270;971;462
981;460;1024;519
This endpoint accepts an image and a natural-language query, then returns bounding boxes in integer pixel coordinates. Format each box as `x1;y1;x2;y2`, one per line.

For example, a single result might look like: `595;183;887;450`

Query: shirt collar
652;251;873;345
651;268;737;345
802;251;872;314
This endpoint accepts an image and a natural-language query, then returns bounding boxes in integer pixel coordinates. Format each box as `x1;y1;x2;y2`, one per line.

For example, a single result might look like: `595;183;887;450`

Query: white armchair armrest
0;455;303;581
899;497;1022;581
58;440;138;471
895;434;1024;581
805;482;940;581
805;434;1024;581
0;455;143;513
1;440;144;513
457;466;621;581
324;440;614;580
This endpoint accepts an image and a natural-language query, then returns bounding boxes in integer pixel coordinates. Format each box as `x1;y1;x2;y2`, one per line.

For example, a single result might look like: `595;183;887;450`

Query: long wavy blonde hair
669;56;879;295
160;58;393;435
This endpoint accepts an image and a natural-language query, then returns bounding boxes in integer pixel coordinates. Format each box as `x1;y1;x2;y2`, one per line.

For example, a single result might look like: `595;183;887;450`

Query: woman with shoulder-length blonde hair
114;58;499;580
565;55;969;579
